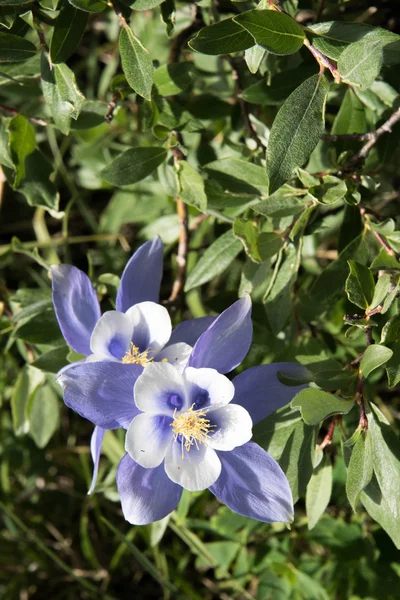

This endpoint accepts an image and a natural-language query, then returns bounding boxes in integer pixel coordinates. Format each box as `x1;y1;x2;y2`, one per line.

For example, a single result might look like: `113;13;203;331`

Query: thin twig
340;107;400;173
356;373;368;431
0;103;48;126
166;145;189;306
105;93;119;123
318;418;338;450
303;38;340;82
322;132;374;142
371;229;395;256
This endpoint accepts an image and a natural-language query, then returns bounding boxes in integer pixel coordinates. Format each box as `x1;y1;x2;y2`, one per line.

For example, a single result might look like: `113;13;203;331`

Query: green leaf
204;157;269;196
370;273;391;310
153;63;193;96
346;431;373;511
241;64;318;106
298;234;363;320
32;346;70;373
119;25;153;101
233;218;262;263
253;406;318;503
264;243;301;334
345;260;375;309
306;455;332;529
370;247;400;270
101;147;167;186
50;2;88;63
252;188;306;218
188;18;255;55
310;21;375;60
233;9;304;56
68;0;107;12
14;310;64;345
28;384;60;448
291;388;354;426
338;30;400;90
184;230;242;292
386;341;400;388
368;403;400;522
0;31;36;62
244;44;265;74
14;150;61;217
7;114;36;187
258;232;283;261
310;175;347;205
361;475;400;549
266;74;329;194
331;88;366;135
360;344;393;378
41;53;85;134
11;366;45;436
280;419;318;503
178;161;207;212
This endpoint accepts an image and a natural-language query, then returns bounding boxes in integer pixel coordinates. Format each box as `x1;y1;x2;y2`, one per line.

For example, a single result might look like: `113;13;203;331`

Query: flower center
171;405;215;457
122;342;155;367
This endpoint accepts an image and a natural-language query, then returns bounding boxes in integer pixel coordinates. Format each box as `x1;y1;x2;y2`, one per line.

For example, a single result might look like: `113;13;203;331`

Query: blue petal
117;453;182;525
232;363;309;425
116;238;164;313
51;265;101;356
168;316;216;347
210;442;294;523
88;426;105;494
188;296;252;374
58;362;142;429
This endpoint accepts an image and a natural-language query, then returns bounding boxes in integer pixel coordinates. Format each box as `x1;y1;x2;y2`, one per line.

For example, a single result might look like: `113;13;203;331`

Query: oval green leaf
185;230;242;292
233;9;304;56
101;147;168;186
0;31;36;62
360;344;393;378
266;74;329;194
188;18;255;55
119;25;153;101
50;2;88;64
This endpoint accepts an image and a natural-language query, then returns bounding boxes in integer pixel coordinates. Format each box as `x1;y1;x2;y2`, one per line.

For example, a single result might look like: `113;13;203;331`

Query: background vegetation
1;0;400;598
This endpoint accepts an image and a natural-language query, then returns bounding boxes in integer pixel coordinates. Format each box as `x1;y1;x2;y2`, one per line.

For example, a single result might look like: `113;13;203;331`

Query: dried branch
340;106;400;173
0;104;48;126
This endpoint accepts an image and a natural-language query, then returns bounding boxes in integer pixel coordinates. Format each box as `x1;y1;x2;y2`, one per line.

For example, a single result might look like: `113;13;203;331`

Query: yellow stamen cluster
122;342;155;367
171;405;214;458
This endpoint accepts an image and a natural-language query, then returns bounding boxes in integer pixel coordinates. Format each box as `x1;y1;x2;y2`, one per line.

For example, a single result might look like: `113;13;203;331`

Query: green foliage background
1;0;400;597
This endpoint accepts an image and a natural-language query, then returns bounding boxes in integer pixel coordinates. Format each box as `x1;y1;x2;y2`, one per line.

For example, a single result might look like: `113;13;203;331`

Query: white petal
208;404;252;451
156;343;192;373
86;353;117;363
90;311;133;360
125;302;172;355
125;413;173;469
134;361;188;415
164;441;221;491
183;367;235;411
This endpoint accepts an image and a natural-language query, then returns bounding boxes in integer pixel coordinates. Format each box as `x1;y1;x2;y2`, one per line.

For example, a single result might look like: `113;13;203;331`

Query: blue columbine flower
58;295;308;524
51;237;215;491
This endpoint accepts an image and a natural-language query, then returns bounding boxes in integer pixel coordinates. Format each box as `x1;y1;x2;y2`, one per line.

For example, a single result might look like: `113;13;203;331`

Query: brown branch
340;107;400;173
318;417;341;450
0;104;48;126
104;93;119;123
168;197;189;304
371;229;395;256
166;144;189;306
303;38;340;82
322;132;374;142
169;4;203;63
356;373;368;431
